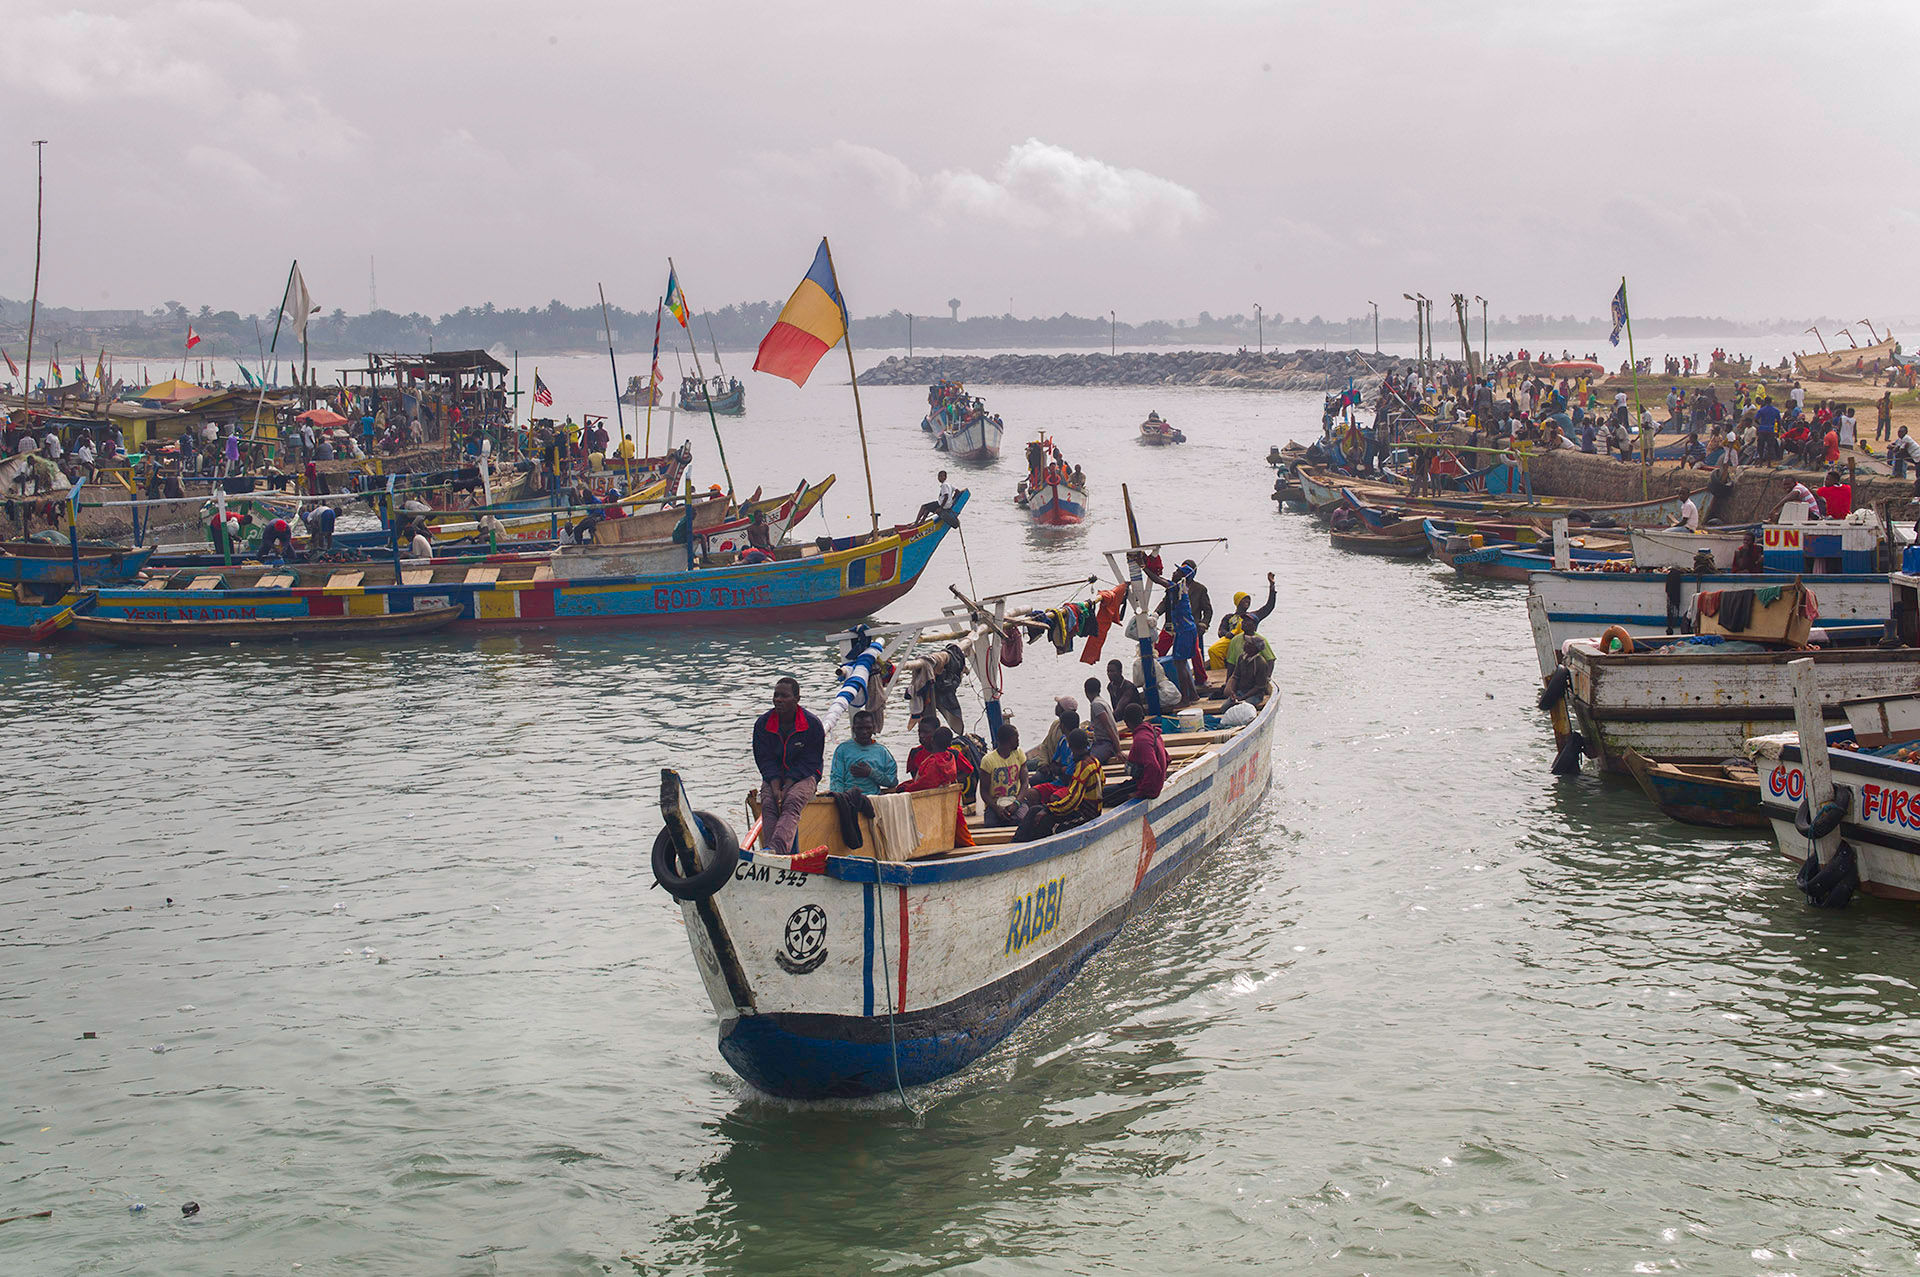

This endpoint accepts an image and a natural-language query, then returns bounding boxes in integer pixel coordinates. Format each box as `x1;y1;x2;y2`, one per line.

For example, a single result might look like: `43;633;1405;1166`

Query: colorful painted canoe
0;585;75;642
0;542;155;587
87;496;967;633
70;603;463;646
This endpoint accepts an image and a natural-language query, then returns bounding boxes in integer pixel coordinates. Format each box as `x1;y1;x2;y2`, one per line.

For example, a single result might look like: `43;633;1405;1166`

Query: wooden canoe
70;603;463;646
1622;749;1765;828
1330;522;1429;558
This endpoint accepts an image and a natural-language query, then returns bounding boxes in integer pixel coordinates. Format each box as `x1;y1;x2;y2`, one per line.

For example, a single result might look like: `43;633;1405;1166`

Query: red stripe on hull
437;577;924;632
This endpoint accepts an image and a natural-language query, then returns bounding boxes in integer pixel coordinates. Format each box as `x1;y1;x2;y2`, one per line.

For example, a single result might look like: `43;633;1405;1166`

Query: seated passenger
1015;729;1103;843
1104;704;1168;805
827;710;896;796
1221;615;1276;707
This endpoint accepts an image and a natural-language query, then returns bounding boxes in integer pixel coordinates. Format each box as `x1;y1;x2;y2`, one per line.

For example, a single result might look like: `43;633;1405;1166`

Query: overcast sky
3;0;1917;326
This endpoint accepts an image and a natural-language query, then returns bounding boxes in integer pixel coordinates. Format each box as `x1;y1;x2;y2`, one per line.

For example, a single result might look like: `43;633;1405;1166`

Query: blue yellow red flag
753;238;848;387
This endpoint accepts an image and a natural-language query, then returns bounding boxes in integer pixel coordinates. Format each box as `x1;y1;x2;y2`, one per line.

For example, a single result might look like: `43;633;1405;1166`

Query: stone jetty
858;348;1394;392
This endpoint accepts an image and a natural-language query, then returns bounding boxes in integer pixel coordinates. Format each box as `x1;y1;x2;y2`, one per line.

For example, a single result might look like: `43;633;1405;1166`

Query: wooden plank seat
400;569;434;586
255;573;296;588
463;567;500;585
185;575;224;591
325;571;365;589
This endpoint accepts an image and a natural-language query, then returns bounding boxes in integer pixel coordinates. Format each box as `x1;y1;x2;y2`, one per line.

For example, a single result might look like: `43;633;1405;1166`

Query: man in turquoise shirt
828;710;898;795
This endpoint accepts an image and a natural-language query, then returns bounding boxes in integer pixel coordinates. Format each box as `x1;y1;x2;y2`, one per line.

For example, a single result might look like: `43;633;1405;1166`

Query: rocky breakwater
859;349;1395;393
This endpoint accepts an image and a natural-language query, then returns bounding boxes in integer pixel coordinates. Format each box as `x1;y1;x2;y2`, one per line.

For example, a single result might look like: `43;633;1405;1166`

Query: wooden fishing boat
0;541;155;587
679;377;746;414
932;412;1004;463
86;494;968;633
1622;749;1765;828
1329;520;1428;558
650;546;1277;1099
0;584;76;642
1629;526;1756;571
1529;581;1920;773
69;603;463;646
1795;335;1899;383
1138;413;1185;445
1527;568;1888;650
619;375;665;407
1295;465;1699;529
1020;434;1087;526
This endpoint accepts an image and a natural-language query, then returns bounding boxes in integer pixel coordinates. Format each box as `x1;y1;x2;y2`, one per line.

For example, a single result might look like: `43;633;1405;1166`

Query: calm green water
6;365;1920;1275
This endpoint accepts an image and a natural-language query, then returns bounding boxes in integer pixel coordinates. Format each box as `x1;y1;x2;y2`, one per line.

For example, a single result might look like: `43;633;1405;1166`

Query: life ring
1794;785;1852;839
1598;625;1635;654
650;809;740;901
1537;666;1571;710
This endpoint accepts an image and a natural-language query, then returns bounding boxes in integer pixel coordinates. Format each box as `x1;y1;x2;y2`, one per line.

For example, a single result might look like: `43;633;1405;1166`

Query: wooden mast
821;236;879;534
21;140;46;415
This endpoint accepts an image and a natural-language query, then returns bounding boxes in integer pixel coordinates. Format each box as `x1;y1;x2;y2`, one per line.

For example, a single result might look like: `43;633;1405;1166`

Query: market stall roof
134;378;214;402
358;350;509;377
294;408;348;427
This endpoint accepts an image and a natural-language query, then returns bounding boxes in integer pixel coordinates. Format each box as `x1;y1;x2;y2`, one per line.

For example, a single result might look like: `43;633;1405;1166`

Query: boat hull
0;544;155;586
86;506;961;634
934;415;1004;462
1561;645;1920;771
71;604;462;646
1629;527;1752;571
1026;481;1087;526
679;385;745;414
1753;736;1920;901
1528;570;1888;649
683;699;1279;1099
1622;750;1765;828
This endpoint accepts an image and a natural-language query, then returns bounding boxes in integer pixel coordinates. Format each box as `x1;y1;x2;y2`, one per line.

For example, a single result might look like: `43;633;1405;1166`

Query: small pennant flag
1608;282;1628;348
664;268;689;328
185;326;202;350
51;357;62;382
95;350;107;385
2;348;17;377
649;300;665;396
532;372;554;407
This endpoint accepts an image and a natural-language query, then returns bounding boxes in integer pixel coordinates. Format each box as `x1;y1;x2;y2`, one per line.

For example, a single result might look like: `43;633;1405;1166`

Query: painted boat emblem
777;904;828;974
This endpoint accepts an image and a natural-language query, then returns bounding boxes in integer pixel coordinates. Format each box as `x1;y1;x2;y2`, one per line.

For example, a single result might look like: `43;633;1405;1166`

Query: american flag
532;372;553;407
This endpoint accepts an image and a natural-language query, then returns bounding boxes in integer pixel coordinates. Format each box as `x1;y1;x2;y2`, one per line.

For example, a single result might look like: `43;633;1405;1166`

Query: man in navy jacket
754;677;825;854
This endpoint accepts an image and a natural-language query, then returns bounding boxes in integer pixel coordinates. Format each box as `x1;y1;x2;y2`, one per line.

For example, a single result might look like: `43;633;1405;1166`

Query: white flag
285;263;314;344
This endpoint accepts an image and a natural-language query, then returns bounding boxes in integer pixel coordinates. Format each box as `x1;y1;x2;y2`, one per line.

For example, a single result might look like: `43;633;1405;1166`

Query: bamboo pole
667;259;735;495
821;237;879;534
21;142;47;417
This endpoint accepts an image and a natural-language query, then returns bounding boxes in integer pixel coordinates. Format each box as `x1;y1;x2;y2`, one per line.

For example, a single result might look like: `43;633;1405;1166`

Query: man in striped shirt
1015;730;1103;842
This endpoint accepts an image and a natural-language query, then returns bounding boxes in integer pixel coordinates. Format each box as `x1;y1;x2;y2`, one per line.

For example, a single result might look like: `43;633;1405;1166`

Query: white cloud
930;139;1209;237
746;138;1208;239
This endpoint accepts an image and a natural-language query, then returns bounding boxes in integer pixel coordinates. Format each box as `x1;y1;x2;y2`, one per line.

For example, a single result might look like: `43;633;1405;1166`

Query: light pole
1474;296;1488;375
1109;310;1115;357
1367;300;1379;354
1404;293;1426;387
1254;303;1263;355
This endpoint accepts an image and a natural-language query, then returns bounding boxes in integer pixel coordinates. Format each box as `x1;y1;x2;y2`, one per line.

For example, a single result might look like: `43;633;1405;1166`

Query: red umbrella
295;408;348;427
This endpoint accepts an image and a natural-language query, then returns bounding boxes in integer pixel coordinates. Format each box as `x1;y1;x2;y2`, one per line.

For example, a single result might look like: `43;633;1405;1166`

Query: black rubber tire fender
651;809;741;901
1794;786;1852;839
1538;666;1571;710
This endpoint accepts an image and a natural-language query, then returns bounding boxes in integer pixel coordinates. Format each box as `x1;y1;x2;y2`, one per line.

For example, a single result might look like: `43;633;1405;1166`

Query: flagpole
821;236;879;534
22;140;46;413
667;257;735;496
644;297;662;455
251;261;299;446
596;282;627;456
1623;275;1646;497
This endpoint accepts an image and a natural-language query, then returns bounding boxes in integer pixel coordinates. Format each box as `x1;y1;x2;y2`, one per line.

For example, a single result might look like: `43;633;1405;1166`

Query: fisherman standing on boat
1144;558;1208;706
754;677;824;855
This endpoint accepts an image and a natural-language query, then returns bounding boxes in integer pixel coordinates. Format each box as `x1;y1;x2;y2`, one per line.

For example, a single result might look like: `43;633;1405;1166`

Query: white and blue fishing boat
651;545;1277;1099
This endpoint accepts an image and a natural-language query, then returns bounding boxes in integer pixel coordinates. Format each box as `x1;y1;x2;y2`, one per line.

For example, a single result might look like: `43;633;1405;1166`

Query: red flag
1;348;16;377
185;327;202;350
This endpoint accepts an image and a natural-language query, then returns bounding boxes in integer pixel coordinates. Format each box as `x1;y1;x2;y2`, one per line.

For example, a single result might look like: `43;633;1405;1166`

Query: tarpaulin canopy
294;408;348;427
135;378;213;402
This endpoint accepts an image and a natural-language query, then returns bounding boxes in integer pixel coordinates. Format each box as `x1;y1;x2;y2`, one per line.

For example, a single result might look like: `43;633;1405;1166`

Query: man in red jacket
753;677;824;854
